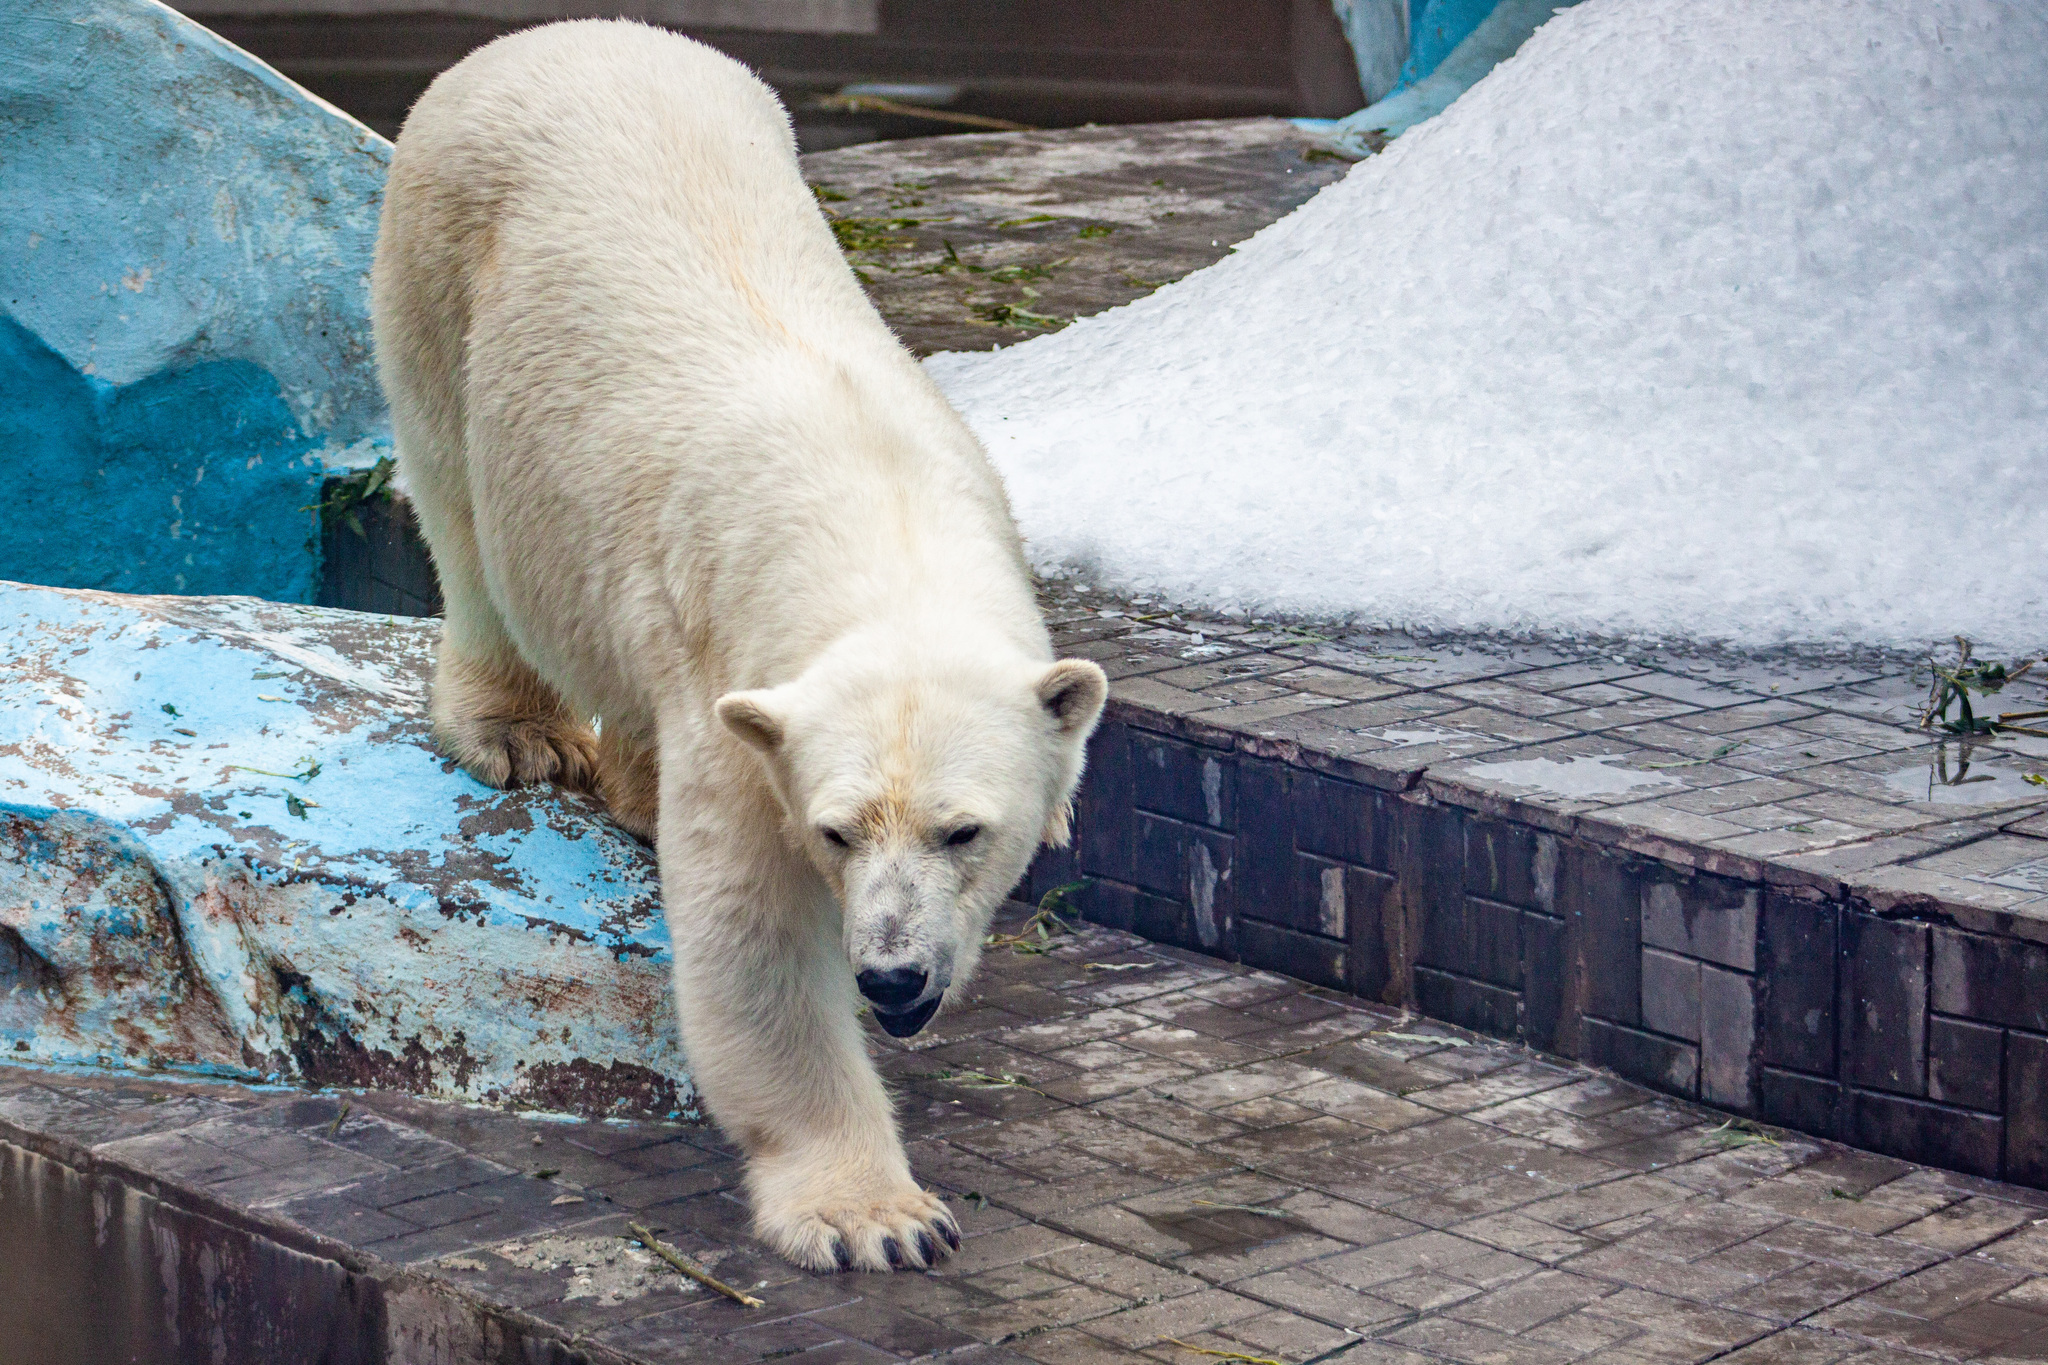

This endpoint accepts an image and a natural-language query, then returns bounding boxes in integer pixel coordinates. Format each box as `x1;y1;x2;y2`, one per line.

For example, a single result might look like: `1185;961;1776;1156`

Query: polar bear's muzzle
858;965;944;1037
869;993;943;1038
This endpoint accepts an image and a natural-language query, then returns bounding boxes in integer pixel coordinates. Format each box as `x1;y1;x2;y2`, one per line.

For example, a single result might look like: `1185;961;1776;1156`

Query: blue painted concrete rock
0;582;690;1117
0;0;391;602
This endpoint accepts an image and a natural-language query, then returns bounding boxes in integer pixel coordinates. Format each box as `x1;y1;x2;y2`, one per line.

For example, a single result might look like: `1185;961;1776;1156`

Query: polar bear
370;21;1107;1272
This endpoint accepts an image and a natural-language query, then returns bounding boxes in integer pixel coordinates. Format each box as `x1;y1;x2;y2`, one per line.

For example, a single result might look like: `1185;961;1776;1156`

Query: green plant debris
2026;773;2048;788
284;794;319;820
161;703;180;718
1920;638;2041;737
1076;223;1115;239
924;1069;1046;1095
251;670;292;680
1164;1342;1284;1365
327;1099;350;1137
827;214;933;254
809;183;849;202
962;1191;988;1209
986;881;1085;952
1371;1030;1471;1047
304;456;396;540
987;260;1065;284
923;240;975;275
1827;1187;1863;1201
1708;1118;1780;1148
974;299;1065;329
995;213;1060;229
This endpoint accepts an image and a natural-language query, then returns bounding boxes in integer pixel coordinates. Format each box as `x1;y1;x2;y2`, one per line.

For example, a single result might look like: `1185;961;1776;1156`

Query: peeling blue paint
0;583;690;1116
0;0;392;601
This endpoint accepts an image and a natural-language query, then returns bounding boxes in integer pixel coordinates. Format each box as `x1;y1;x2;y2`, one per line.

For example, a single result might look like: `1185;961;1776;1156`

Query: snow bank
926;0;2048;652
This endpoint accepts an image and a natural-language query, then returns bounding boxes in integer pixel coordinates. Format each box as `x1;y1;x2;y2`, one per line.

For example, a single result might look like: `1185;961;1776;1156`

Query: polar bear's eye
821;827;850;848
945;826;982;847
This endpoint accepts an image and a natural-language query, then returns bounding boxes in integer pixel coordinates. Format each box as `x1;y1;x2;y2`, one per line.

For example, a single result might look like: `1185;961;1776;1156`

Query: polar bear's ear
716;690;788;754
1036;659;1108;738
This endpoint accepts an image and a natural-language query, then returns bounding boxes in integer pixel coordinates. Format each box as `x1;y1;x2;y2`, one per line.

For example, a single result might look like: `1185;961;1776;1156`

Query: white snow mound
926;0;2048;652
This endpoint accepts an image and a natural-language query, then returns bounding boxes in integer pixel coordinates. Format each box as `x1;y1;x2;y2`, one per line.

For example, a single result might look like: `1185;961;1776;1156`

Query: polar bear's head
716;652;1108;1037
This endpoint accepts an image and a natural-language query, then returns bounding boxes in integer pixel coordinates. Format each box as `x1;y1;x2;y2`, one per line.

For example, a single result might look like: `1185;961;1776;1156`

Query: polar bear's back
385;21;852;331
375;20;1040;719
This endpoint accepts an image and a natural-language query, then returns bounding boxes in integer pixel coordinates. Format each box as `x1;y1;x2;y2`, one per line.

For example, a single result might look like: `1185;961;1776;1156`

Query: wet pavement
7;900;2048;1364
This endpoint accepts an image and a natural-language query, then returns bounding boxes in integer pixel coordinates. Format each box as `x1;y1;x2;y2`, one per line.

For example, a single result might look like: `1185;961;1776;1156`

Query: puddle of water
1371;726;1473;748
1989;859;2048;893
1138;1205;1316;1253
1462;753;1682;799
1883;761;2046;806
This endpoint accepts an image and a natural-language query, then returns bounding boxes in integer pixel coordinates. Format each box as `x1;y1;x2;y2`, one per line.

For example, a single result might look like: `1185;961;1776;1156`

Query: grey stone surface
9;904;2048;1363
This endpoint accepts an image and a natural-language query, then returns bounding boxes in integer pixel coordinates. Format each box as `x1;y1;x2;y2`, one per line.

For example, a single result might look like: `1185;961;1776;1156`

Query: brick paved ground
8;901;2047;1364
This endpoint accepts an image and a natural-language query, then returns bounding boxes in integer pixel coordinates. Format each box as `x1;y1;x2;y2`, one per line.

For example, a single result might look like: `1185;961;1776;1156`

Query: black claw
882;1235;905;1268
915;1230;938;1265
938;1222;962;1251
832;1238;852;1272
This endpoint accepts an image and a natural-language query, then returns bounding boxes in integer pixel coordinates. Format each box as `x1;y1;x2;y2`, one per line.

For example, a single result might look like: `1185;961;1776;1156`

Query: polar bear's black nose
857;966;928;1010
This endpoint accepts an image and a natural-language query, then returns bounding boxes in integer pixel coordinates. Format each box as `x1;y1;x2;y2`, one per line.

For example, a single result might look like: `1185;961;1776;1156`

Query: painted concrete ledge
0;581;684;1116
1020;582;2048;1192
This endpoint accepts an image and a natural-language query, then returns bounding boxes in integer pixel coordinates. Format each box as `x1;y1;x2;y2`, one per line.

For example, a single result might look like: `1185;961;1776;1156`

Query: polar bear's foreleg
666;818;960;1273
422;514;600;792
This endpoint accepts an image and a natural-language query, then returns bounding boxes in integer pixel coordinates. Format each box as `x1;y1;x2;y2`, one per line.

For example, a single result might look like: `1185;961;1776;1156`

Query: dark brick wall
1029;714;2048;1192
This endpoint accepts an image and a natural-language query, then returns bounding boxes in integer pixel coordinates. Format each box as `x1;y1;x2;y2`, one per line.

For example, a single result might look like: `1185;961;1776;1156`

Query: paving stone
1077;1287;1270;1348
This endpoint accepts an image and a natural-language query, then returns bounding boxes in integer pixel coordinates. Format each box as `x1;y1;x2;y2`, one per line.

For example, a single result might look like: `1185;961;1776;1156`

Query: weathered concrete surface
803;118;1351;357
0;581;685;1116
6;905;2048;1363
0;0;389;601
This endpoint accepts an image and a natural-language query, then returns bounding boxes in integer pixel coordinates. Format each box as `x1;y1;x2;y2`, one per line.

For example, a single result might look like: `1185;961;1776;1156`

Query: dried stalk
625;1223;763;1308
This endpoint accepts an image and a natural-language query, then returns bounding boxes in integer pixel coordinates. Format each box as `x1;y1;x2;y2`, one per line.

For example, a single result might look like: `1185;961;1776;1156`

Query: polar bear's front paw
758;1181;962;1273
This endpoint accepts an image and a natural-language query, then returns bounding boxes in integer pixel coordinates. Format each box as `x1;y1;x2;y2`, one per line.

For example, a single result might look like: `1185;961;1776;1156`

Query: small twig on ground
625;1223;764;1308
327;1099;350;1138
1164;1341;1286;1365
226;757;321;783
811;93;1034;131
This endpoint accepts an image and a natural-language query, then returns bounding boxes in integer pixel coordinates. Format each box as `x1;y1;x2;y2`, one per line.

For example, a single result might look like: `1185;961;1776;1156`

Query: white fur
371;20;1107;1273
